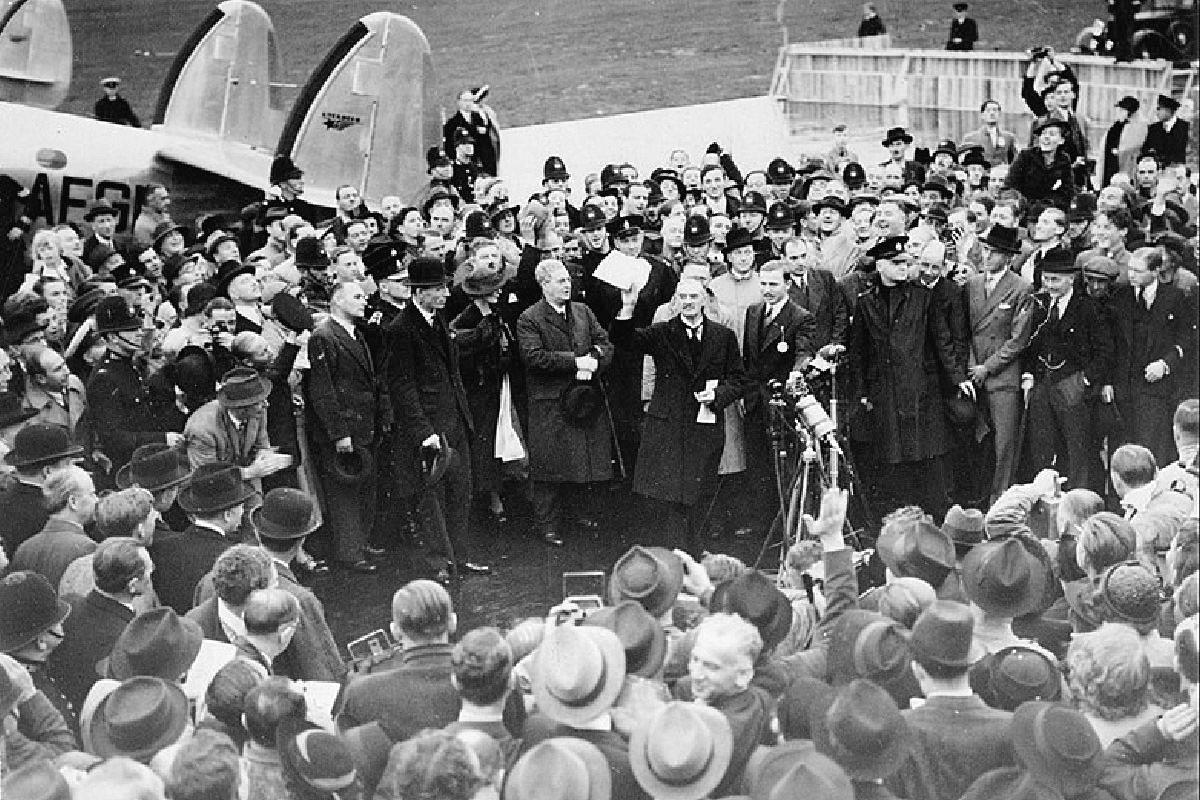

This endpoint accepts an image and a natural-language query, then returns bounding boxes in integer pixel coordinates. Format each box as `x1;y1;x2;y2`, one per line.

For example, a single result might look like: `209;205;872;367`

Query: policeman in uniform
86;295;183;476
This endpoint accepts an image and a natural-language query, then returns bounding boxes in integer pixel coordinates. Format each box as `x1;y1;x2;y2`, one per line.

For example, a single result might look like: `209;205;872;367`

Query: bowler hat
980;224;1022;254
278;718;359;795
84;198;118;221
609;545;684;618
741;191;768;215
217;367;271;408
1156;94;1180;112
0;760;70;800
583;600;667;678
767;157;795;185
814;679;910;780
578;204;608;232
1115;95;1141;114
1012;701;1105;795
922;175;956;199
94;294;142;335
942;504;985;557
910;600;982;670
1040;246;1077;274
723;225;756;253
1032;117;1068;136
710;569;793;653
90;676;190;763
100;606;203;681
953;2;968;10
402;257;448;288
270;292;315;333
328;445;376;486
0;571;71;653
544;155;571;181
116;443;191;492
269;154;304;185
962;149;991;169
683;215;713;247
151;220;185;246
629;702;732;800
293;236;329;270
505;737;611;800
946;393;976;428
559;379;604;427
1099;561;1161;627
534;625;626;726
882;127;914;146
0;392;37;431
746;742;853;800
213;259;254;298
969;645;1061;711
251;487;319;540
3;422;82;468
877;518;956;589
963;536;1050;617
177;462;257;516
764;202;794;230
866;236;908;261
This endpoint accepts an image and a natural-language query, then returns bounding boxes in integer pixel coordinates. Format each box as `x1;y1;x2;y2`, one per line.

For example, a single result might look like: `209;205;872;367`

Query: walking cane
598;378;627;481
1011;387;1032;489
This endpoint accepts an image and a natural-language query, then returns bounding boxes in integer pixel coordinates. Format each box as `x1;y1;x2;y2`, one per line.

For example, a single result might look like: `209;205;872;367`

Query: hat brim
328;445;376;486
4;442;84;469
533;628;627;726
629;704;734;800
176;480;258;517
422;437;457;485
812;701;910;781
882;135;914;146
219;380;272;408
1011;702;1102;795
462;276;506;297
114;462;191;492
89;680;190;763
0;596;71;653
152;224;185;245
103;617;204;682
251;505;320;540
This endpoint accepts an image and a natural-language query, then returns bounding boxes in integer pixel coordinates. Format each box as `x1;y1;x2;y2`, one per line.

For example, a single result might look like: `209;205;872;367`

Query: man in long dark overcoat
611;277;746;548
849;237;965;519
516;260;615;546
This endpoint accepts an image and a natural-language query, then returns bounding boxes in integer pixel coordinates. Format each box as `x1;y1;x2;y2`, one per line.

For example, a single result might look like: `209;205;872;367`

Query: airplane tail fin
275;13;438;209
152;0;283;150
0;0;71;109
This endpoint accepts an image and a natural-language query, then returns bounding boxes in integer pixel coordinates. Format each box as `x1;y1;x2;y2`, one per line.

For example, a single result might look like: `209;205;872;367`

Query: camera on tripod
768;374;837;445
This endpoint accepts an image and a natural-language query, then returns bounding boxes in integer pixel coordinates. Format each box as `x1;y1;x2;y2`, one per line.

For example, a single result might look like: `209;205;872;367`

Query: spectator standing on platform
94;77;140;127
1142;95;1190;167
946;3;978;51
858;3;887;37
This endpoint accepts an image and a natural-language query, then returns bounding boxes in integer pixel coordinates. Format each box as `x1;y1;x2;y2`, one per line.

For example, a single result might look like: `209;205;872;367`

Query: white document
696;379;718;424
592;251;651;292
182;639;237;701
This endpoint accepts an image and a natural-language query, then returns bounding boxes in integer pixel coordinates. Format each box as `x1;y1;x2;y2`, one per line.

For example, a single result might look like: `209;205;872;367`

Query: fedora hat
461;263;507;297
278;718;359;796
559;379;604;428
882;127;914;146
2;308;47;346
213;260;254;298
0;760;70;800
293;236;329;270
814;679;910;780
420;433;456;485
910;600;983;670
1012;701;1104;795
89;676;190;763
328;444;376;486
629;702;732;800
969;645;1061;711
723;225;756;253
942;504;986;558
533;625;626;726
252;487;319;540
827;610;912;688
100;606;203;681
683;215;713;247
746;742;853;800
583;600;667;678
151;220;185;246
877;518;956;590
609;545;684;618
505;737;611;800
0;571;71;653
94;294;142;335
980;224;1022;254
402;256;447;288
578;204;608;232
3;422;80;468
962;536;1051;617
115;443;191;492
217;367;271;408
270;292;315;333
710;569;793;653
1040;246;1077;274
177;462;257;516
84;198;118;221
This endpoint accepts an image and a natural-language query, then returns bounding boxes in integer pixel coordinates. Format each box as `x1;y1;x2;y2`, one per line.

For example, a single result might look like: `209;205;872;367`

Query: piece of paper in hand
298;680;343;731
696;379;718;424
592;251;651;292
182;639;237;701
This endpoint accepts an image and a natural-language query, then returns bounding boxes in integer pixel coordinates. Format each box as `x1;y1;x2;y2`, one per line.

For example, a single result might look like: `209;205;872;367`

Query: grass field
61;0;1101;129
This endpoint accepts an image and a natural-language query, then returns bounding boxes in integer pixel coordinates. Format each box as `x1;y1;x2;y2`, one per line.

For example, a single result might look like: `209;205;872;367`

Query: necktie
1136;287;1146;310
687;325;702;359
1049;299;1061;324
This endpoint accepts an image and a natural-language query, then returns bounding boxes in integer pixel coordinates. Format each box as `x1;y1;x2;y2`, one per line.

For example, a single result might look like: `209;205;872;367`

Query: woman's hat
151;221;185;246
533;625;626;726
88;676;190;763
942;504;986;558
0;760;71;800
252;487;320;540
115;443;191;492
969;645;1061;711
177;462;258;516
629;702;732;800
461;264;507;297
0;571;71;653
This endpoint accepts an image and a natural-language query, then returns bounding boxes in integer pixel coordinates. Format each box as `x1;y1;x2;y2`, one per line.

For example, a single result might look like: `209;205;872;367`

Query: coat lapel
669;317;697;375
760;304;787;353
330;319;373;376
806;271;826;315
975;270;1013;327
745;304;763;357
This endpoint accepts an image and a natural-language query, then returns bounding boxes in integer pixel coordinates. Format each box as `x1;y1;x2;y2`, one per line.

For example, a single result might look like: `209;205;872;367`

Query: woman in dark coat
849;242;965;519
451;264;526;522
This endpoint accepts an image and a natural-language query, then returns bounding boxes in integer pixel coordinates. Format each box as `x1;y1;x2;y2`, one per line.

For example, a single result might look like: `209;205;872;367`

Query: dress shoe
542;531;564;547
339;559;378;575
573;516;600;531
456;561;492;576
731;526;756;539
362;545;388;559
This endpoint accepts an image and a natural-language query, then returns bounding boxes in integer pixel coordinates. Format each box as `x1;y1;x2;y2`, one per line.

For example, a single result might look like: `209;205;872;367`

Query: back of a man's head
392;579;454;642
92;537;148;595
243;676;306;748
1112;444;1157;491
75;757;166;800
212;545;275;607
1175;616;1199;686
166;729;242;800
243;588;299;637
1060;488;1104;529
451;627;513;706
1175;399;1199;447
381;729;481;800
206;658;265;733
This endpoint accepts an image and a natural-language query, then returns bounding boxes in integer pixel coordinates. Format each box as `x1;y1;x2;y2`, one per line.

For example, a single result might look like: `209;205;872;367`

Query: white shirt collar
193;519;229;536
1056;288;1073;315
458;704;505;723
332;314;358;338
1163;117;1177;132
217;598;247;642
1137;280;1158;306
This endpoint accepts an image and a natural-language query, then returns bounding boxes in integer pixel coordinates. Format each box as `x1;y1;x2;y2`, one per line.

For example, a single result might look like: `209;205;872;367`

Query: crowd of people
0;41;1196;800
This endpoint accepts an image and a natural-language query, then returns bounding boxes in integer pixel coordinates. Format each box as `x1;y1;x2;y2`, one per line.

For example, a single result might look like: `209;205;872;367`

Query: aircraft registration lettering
26;173;147;231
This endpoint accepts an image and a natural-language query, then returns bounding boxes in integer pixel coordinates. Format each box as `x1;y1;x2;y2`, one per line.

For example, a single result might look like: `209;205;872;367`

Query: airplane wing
0;0;70;109
154;137;273;192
